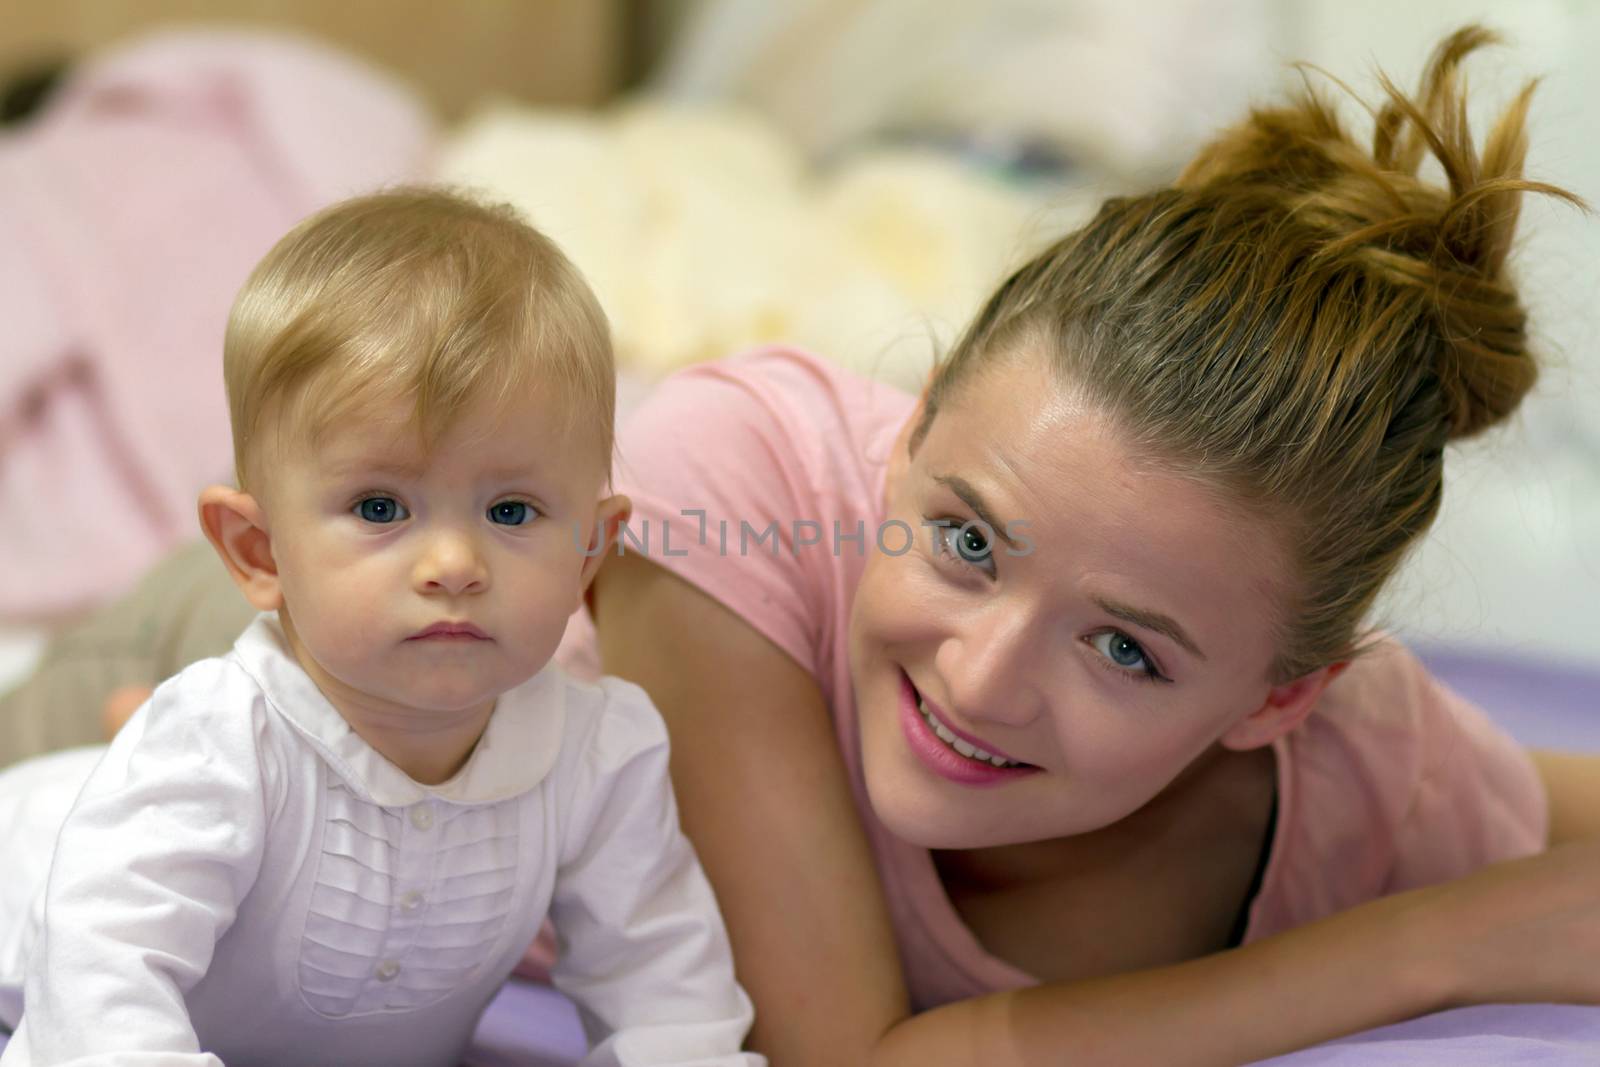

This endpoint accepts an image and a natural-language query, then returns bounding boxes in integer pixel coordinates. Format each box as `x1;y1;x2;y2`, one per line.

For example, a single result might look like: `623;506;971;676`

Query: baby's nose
415;531;488;595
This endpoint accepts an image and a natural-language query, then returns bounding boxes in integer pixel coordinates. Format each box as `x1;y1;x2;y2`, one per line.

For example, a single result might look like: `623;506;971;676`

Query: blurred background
1;0;1596;685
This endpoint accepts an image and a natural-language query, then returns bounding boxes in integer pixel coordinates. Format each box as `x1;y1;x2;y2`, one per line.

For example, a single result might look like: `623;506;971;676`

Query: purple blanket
466;988;1600;1067
1258;1005;1600;1065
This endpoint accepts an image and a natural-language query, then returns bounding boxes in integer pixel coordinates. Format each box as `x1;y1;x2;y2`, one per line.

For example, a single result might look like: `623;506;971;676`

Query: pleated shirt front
0;614;760;1066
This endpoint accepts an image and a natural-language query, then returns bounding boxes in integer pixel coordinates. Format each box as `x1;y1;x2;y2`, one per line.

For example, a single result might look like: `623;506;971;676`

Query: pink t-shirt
557;346;1548;1012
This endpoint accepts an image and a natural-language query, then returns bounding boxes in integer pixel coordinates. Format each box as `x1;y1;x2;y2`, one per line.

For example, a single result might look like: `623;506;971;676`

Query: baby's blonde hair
223;187;613;489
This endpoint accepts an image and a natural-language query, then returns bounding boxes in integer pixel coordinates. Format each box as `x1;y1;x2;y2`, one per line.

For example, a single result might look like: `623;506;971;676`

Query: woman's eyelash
927;516;997;577
1102;659;1166;685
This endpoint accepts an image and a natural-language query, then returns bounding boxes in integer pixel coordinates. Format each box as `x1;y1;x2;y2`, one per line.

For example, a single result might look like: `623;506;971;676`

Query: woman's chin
863;766;1021;850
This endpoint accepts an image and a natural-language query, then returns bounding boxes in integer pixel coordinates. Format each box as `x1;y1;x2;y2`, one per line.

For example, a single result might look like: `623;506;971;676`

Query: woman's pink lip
897;672;1038;787
409;621;489;640
911;682;1027;765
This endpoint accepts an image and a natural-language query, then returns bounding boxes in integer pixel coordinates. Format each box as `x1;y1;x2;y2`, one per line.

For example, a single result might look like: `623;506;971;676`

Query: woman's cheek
1057;699;1171;783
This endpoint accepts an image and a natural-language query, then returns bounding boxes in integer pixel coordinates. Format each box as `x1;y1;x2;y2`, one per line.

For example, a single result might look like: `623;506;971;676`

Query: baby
0;189;762;1066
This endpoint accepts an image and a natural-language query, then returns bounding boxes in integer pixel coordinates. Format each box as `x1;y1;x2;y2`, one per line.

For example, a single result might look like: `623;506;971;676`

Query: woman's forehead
917;362;1290;626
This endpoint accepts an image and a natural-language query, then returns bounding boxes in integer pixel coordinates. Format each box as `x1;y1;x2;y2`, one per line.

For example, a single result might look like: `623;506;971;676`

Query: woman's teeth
918;699;1020;768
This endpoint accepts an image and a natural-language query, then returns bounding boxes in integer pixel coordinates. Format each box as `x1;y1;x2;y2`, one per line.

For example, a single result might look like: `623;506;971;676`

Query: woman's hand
1417;837;1600;1008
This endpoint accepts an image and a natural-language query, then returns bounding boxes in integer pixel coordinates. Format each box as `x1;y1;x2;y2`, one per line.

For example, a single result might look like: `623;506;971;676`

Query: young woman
575;26;1600;1064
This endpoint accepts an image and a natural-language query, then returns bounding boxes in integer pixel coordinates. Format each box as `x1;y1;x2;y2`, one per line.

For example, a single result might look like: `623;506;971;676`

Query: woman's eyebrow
933;473;1023;551
1092;595;1207;661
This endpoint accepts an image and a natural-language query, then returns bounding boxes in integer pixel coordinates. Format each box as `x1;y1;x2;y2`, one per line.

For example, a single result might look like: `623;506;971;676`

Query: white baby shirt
0;614;761;1066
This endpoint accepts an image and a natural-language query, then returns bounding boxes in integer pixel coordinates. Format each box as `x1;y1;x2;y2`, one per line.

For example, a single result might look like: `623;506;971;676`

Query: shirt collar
231;613;566;807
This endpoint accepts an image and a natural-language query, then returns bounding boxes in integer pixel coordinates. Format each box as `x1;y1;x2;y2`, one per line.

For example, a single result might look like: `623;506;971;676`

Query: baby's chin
323;664;516;720
362;680;512;718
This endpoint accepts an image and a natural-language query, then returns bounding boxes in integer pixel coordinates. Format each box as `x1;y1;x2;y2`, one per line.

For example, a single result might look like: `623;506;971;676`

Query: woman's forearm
870;885;1445;1067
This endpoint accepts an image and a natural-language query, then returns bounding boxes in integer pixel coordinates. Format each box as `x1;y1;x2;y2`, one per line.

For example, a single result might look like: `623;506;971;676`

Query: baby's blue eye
356;497;407;524
488;501;533;526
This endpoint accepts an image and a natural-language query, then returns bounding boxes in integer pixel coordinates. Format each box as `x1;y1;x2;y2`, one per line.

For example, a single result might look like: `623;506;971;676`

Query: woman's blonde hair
224;186;613;488
917;27;1582;682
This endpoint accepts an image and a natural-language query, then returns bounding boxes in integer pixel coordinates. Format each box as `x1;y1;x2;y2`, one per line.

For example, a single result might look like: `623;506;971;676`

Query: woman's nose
935;611;1044;728
413;528;489;596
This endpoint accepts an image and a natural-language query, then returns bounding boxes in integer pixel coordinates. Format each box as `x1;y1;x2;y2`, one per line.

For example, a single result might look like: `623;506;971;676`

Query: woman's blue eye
356;497;407;524
1089;631;1163;682
957;524;990;562
488;501;533;526
1106;633;1145;667
935;521;996;575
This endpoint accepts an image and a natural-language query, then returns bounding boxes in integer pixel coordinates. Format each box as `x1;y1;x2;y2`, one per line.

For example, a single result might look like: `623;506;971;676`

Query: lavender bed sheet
2;648;1595;1063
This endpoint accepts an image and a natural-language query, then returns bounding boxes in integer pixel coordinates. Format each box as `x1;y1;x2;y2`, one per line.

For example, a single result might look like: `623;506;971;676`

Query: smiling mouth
911;683;1033;769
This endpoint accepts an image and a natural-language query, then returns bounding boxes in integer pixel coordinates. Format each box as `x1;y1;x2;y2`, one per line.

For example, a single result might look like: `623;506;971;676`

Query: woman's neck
941;744;1274;886
933;745;1278;982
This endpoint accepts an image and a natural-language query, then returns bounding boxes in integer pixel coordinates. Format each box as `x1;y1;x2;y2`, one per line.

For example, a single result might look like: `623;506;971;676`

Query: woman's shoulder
621;345;914;484
1252;637;1544;935
1277;637;1542;877
1286;639;1461;804
1299;637;1508;781
603;345;911;694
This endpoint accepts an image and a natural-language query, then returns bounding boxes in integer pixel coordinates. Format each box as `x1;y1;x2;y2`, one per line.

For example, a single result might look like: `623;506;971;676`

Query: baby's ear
1219;661;1350;751
578;493;632;593
198;486;282;611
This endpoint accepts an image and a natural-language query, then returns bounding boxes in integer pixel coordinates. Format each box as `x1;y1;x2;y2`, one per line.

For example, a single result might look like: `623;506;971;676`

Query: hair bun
1176;24;1584;441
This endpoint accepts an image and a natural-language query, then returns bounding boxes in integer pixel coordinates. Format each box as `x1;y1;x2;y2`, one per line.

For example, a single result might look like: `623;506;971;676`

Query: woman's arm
592;553;1600;1067
591;552;909;1060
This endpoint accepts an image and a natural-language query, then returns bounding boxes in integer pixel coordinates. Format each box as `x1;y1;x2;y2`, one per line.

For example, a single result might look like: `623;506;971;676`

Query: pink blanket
0;30;434;619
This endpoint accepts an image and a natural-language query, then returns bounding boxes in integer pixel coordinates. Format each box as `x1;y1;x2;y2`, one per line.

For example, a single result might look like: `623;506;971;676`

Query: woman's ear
1219;661;1350;751
198;485;282;611
578;494;632;593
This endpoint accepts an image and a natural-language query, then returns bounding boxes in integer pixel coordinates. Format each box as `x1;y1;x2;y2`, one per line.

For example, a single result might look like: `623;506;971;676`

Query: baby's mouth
409;621;490;640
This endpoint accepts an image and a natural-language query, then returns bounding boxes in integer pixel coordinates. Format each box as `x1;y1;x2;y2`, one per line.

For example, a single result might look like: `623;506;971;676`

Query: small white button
409;806;433;831
399;891;424;913
375;960;400;982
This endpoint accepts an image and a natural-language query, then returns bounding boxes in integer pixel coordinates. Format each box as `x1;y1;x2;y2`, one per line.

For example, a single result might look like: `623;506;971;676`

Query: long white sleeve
2;660;273;1066
547;680;764;1067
